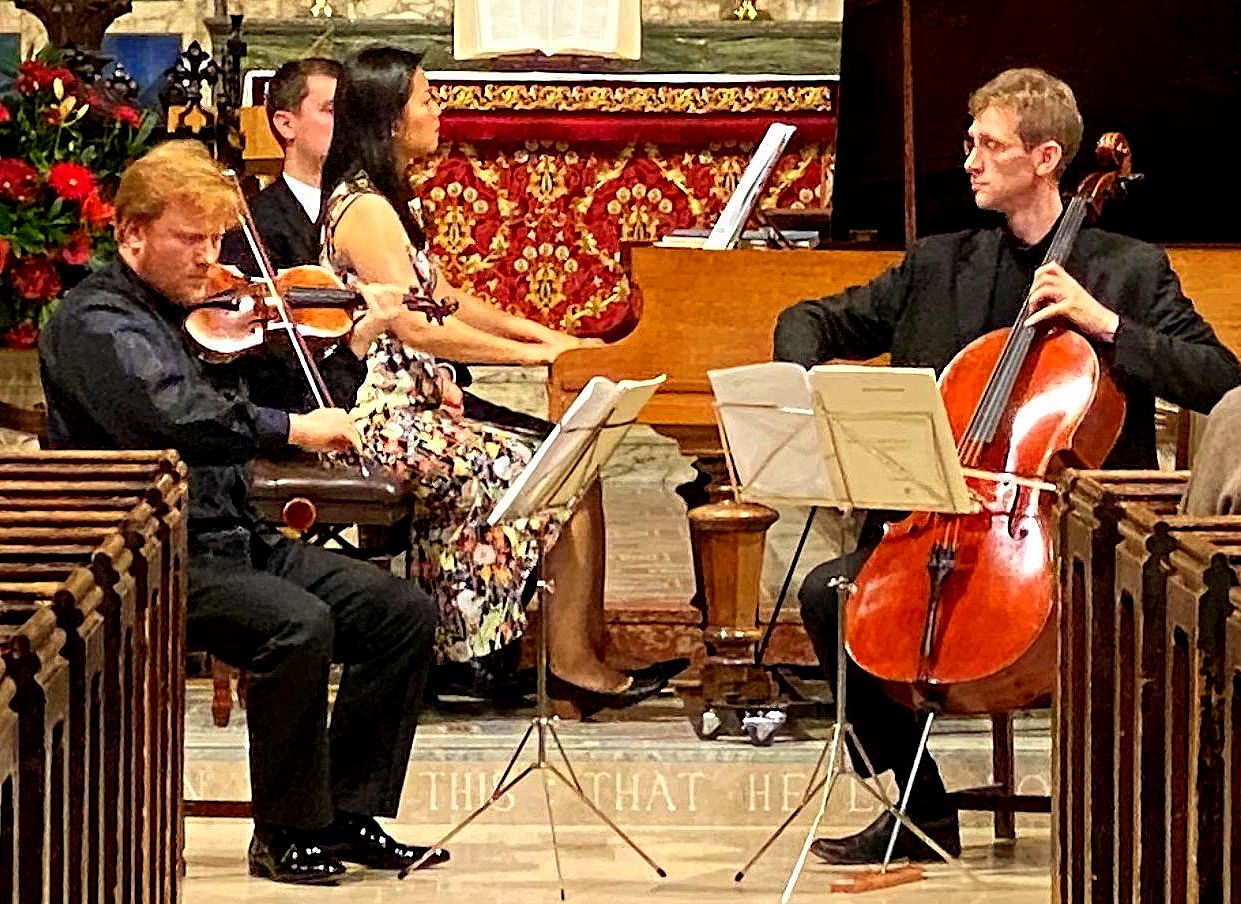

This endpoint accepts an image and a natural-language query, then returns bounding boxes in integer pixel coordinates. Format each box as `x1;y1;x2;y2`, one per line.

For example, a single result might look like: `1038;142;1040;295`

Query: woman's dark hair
321;45;426;246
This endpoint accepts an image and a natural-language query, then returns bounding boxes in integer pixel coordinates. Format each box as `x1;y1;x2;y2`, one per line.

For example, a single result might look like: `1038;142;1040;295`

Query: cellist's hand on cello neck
1023;261;1121;342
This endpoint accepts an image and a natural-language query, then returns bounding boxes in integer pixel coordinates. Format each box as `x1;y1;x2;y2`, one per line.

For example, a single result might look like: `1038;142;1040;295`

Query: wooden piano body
549;244;1241;459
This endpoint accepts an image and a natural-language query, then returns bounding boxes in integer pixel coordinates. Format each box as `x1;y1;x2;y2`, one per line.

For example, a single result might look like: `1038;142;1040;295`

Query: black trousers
186;531;437;830
799;543;948;814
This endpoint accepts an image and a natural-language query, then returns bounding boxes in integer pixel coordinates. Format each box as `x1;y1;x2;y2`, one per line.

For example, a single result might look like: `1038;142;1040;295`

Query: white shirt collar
282;172;321;223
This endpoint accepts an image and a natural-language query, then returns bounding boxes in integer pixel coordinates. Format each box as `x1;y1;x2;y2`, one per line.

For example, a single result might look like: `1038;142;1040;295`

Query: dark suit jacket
773;227;1241;469
220;178;318;276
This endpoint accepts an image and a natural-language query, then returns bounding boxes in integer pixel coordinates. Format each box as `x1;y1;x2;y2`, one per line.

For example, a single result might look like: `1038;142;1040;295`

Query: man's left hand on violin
1023;261;1121;342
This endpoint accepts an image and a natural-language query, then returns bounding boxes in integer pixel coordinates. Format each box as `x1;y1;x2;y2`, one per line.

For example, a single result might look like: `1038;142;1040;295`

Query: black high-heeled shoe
546;671;667;717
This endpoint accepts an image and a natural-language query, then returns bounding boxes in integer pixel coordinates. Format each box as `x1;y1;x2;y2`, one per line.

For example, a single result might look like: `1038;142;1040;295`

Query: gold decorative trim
434;83;833;115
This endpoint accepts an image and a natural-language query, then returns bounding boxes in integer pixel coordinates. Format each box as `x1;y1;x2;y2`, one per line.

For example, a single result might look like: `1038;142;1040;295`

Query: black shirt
219;177;318;276
38;259;365;546
986;225;1056;332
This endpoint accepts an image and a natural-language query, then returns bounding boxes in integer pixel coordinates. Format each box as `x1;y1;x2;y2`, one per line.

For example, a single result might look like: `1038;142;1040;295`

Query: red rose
0;158;40;203
14;60;75;95
2;323;39;350
113;105;143;129
0;103;10;124
0;237;10;273
61;232;92;266
80;190;115;229
8;255;62;301
48;161;95;203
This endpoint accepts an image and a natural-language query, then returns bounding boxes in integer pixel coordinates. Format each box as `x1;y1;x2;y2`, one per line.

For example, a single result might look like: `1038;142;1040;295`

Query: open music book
701;123;797;250
454;0;642;60
488;373;665;525
708;362;972;513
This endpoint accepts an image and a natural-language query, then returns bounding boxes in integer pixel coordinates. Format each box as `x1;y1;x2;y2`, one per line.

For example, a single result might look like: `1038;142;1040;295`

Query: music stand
400;376;667;898
710;364;981;899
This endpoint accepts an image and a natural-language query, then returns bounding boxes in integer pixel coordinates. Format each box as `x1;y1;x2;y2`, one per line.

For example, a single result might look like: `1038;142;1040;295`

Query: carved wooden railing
0;450;188;904
1056;469;1241;903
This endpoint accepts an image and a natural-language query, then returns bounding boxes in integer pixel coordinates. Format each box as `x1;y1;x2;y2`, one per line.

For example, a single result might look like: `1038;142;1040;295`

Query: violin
184;262;455;363
844;133;1141;715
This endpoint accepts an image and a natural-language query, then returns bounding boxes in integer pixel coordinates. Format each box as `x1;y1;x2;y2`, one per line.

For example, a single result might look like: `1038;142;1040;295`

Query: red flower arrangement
0;52;155;345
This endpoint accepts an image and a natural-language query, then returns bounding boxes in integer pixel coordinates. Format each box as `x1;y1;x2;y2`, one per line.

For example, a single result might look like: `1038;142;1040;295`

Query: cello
844;133;1139;714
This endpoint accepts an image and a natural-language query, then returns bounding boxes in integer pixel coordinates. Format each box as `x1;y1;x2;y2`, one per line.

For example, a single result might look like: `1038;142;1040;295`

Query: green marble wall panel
206;19;841;75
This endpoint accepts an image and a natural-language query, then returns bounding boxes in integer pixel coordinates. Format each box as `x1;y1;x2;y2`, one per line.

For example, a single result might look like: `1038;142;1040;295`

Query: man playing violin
774;67;1241;864
39;139;447;886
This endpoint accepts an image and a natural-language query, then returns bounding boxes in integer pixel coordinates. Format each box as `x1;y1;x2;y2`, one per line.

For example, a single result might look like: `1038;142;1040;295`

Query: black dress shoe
809;809;961;865
248;830;347;885
624;657;691;684
547;671;667;717
321;814;450;871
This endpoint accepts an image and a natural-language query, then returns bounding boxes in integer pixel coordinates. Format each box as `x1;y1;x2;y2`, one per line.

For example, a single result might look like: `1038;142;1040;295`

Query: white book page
703;123;796;250
474;0;545;53
708;362;834;504
488;374;665;525
548;0;620;53
807;365;972;513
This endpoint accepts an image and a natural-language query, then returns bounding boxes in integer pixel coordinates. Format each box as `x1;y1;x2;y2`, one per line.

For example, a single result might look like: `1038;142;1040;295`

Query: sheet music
488;374;665;525
703;123;796;250
807;365;972;513
708;362;833;503
710;362;972;513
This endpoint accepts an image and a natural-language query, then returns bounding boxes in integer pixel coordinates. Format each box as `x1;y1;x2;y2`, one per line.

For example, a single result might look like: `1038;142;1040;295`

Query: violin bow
225;171;336;410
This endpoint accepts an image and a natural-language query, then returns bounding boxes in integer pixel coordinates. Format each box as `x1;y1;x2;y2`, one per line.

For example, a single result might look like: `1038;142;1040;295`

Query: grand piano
548;0;1241;461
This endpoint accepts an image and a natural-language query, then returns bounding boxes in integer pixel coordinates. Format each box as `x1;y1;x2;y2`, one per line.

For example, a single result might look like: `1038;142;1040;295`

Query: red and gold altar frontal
423;74;835;338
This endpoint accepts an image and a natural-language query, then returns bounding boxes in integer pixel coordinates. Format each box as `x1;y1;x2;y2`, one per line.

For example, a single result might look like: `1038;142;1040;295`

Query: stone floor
181;470;1052;899
176;366;1049;899
183;821;1050;902
183;679;1051;901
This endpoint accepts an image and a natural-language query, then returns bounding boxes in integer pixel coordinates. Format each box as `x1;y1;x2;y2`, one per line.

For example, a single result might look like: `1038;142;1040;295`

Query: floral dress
322;174;558;663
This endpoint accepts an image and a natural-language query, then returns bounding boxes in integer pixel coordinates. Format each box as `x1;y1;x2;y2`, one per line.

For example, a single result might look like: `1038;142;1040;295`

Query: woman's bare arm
335;194;561;364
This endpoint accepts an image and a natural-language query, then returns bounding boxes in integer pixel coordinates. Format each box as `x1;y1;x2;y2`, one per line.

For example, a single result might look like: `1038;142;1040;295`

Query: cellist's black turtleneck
984;219;1058;332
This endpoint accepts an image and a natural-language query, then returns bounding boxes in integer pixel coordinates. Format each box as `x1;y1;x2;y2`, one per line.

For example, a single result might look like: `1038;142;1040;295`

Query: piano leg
676;454;734;619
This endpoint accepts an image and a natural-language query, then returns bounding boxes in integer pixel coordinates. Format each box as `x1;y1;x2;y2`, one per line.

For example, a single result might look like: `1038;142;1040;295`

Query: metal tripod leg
882;711;936;870
767;581;979;900
399;576;666;896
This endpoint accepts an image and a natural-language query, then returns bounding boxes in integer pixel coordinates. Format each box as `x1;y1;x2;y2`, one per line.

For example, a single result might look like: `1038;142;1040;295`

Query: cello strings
942;195;1090;558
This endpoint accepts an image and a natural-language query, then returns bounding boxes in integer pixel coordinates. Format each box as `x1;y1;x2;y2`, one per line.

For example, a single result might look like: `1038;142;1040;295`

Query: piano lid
830;0;1241;246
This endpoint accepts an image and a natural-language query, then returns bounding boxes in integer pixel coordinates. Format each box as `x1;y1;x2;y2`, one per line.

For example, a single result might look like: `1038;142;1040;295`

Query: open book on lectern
487;374;665;526
708;362;972;513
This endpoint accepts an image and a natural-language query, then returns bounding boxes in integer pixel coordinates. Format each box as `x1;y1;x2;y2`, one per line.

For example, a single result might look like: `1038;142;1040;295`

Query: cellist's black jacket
38;259;366;544
774;227;1241;469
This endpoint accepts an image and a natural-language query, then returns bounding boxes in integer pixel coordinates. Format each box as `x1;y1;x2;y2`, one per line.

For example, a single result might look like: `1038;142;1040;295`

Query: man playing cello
774;67;1241;863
